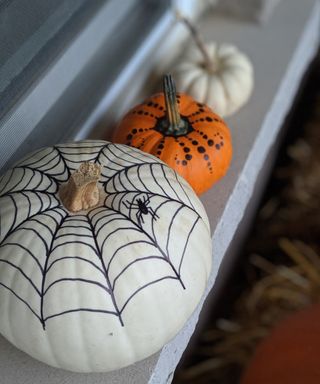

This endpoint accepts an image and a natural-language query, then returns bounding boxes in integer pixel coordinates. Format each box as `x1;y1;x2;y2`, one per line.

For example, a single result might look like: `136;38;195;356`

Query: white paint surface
0;0;319;382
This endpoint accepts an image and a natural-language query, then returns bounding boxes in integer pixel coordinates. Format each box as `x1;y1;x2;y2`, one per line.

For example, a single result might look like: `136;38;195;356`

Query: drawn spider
124;195;159;226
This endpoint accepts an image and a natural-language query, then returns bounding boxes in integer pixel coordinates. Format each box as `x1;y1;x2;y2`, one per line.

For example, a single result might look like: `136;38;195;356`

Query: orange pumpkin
241;304;320;384
113;74;232;195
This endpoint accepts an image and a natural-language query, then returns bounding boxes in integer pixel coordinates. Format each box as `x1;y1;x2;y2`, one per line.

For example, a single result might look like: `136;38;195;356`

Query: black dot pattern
119;96;227;175
155;138;166;157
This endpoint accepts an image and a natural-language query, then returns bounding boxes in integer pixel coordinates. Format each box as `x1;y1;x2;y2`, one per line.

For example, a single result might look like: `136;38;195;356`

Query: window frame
0;0;201;172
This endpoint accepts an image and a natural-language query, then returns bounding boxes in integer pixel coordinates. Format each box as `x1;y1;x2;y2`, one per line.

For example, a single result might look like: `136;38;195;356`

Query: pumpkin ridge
92;212;125;237
40;211;68;329
0;242;44;273
119;275;179;316
54;142;118;177
1;188;57;199
215;73;233;115
184;72;204;99
134;130;163;152
157;203;183;256
43;277;111;297
14;146;49;168
0;259;41;295
116;143;159;162
150;163;170;197
178;215;201;274
92;143;113;165
111;255;165;291
14;165;63;185
102;162;165;190
17;147;56;168
106;238;159;275
0;197;62;246
171;169;197;211
53;146;72;179
150;198;200;279
0;281;41;321
35;152;69;176
43;307;118;324
158;162;187;200
101;226;145;258
46;255;105;276
54;143;114;170
107;144;154;166
100;147;158;182
0;167;30;195
55;141;108;150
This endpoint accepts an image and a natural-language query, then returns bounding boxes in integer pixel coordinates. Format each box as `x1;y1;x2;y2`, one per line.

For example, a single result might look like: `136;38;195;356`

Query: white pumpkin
0;140;212;372
173;15;254;117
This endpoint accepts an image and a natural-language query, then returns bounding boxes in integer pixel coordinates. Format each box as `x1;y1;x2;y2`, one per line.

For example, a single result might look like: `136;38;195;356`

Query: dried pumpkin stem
60;162;101;212
176;11;213;70
163;74;188;135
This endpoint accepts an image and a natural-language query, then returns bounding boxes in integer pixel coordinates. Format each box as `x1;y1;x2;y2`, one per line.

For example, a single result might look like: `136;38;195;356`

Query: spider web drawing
0;141;206;329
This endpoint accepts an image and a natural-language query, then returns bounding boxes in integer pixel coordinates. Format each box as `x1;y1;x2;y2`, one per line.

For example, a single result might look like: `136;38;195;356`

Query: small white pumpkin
173;15;254;117
0;140;211;372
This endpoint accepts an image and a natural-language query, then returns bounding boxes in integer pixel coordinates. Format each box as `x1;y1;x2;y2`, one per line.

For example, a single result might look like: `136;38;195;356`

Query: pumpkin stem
163;74;188;135
176;11;213;70
59;162;101;212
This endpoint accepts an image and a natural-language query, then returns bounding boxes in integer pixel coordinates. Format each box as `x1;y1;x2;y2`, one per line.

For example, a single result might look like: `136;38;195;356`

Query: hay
176;241;320;383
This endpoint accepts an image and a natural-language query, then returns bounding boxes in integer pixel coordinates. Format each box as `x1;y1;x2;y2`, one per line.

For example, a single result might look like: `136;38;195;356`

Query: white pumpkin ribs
0;141;204;330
